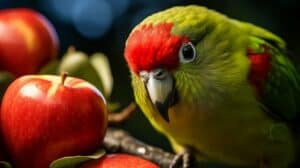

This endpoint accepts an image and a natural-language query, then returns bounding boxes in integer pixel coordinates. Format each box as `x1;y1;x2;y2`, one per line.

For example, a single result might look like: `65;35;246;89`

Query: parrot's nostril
153;69;167;80
155;71;163;78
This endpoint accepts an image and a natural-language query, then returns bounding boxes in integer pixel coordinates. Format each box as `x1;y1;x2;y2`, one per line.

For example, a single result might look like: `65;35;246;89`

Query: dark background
1;0;299;163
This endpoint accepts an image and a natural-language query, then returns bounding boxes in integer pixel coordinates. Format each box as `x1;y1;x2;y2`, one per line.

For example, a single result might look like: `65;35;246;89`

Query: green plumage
244;23;300;123
126;5;300;168
261;39;300;122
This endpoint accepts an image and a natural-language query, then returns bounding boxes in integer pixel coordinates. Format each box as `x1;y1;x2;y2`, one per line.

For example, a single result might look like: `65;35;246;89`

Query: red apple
0;8;59;77
81;154;159;168
0;73;107;168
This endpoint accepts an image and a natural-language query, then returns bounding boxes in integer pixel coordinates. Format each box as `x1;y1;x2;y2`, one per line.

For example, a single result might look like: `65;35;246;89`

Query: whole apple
0;73;107;168
80;154;159;168
0;8;59;76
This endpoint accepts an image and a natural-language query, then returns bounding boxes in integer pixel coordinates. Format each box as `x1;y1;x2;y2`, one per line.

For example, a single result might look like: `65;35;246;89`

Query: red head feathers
125;23;189;74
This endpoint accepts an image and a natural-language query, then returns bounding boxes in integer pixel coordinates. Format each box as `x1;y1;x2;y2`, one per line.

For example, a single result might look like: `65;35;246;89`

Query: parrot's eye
179;42;196;63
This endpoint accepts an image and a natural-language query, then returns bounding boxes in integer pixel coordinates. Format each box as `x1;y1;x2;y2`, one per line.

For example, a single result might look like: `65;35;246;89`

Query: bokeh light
71;0;113;39
39;0;80;24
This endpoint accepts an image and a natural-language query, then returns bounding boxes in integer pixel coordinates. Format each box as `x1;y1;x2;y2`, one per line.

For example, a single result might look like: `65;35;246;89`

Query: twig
103;128;175;168
108;102;137;125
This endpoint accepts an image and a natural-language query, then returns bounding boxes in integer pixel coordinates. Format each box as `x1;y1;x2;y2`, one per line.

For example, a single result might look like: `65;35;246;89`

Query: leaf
58;49;105;94
90;53;113;98
0;161;13;168
49;149;105;168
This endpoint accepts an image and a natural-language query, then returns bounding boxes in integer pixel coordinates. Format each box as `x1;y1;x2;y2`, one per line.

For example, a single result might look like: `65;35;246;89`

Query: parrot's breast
154;100;296;167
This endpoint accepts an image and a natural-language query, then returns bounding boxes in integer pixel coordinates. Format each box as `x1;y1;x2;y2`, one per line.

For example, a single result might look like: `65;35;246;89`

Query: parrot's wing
248;35;300;124
235;20;286;50
261;48;300;122
238;20;300;123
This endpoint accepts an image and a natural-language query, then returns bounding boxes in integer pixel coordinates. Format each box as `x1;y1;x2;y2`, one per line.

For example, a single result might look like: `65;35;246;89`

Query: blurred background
1;0;299;159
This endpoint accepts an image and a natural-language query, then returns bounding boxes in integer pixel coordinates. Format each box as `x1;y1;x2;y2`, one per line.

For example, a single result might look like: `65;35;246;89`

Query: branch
103;128;175;168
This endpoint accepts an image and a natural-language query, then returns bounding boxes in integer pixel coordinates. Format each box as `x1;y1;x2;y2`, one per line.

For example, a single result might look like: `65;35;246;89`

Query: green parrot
124;5;300;168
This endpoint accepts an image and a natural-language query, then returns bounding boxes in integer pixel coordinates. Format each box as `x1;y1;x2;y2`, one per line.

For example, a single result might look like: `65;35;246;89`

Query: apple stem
61;71;68;85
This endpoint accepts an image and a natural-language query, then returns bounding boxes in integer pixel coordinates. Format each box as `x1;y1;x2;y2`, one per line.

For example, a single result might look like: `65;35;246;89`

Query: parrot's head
124;6;249;122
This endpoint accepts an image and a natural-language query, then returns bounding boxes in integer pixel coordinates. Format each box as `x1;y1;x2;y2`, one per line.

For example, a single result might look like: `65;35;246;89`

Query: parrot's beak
140;68;177;122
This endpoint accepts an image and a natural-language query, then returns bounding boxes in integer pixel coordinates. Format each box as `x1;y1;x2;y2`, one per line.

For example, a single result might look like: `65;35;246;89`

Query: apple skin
0;8;59;76
0;74;107;168
80;154;159;168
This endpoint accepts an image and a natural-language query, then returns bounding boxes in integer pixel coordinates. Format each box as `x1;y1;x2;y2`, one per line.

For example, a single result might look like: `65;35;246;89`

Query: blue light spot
72;0;113;39
39;0;80;24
